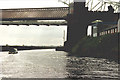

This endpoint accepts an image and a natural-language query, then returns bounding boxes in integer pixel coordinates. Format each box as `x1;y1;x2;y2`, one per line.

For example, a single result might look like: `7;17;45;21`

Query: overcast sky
0;25;67;46
0;0;68;9
0;0;119;9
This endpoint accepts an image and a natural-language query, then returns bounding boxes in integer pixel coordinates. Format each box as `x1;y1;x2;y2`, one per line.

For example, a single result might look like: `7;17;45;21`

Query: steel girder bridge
0;0;119;26
0;7;69;26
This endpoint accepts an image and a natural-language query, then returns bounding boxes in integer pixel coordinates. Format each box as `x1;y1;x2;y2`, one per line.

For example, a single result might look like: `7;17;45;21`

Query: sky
0;25;67;46
0;0;68;9
0;0;119;9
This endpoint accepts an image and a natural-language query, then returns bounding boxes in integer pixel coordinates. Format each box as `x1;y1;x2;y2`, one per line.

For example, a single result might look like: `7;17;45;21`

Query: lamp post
118;0;120;32
68;0;70;14
117;21;119;64
117;0;120;32
118;14;120;33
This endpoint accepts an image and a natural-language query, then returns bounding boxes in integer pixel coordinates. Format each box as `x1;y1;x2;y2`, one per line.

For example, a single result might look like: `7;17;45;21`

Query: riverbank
0;46;56;52
70;33;119;63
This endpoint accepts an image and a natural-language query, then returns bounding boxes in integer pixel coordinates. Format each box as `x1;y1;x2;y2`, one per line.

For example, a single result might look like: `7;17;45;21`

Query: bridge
64;0;119;52
0;0;119;52
0;7;69;21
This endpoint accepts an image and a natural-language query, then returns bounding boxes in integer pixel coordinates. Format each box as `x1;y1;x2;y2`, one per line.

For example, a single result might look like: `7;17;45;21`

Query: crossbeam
0;20;67;26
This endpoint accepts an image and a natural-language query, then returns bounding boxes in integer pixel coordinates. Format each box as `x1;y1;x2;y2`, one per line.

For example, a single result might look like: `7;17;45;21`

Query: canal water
0;49;119;79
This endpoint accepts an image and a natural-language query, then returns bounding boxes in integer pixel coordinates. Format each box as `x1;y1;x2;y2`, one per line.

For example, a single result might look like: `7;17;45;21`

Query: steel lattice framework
0;7;69;21
86;0;120;13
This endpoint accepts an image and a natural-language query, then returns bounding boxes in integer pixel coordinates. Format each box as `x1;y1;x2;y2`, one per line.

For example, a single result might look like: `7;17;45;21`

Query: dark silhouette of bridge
64;2;119;52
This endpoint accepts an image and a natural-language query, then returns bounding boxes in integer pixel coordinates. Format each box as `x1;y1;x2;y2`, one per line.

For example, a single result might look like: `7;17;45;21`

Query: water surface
0;49;119;79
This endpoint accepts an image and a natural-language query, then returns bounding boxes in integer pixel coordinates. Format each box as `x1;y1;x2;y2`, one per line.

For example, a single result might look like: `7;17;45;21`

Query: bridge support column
64;1;89;52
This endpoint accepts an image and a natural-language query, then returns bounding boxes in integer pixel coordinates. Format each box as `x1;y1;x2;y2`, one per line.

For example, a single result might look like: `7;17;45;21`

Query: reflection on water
0;50;119;79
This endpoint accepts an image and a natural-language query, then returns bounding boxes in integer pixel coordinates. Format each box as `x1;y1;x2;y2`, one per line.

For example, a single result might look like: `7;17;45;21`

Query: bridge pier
64;2;89;52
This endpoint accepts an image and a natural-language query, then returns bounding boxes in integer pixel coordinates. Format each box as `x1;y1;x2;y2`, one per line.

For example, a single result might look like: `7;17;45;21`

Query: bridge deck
0;7;69;21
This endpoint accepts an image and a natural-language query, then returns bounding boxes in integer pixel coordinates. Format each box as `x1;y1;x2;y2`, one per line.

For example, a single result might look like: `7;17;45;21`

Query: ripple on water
66;56;119;79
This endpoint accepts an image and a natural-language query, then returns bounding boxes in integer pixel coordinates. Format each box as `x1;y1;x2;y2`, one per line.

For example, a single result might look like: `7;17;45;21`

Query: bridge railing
90;22;118;37
99;26;118;36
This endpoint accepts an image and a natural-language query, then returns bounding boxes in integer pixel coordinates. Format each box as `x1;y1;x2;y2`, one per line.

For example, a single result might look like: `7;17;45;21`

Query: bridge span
0;7;69;21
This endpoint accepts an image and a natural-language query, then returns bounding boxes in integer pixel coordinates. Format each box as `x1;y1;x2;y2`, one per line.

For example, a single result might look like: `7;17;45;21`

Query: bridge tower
64;0;119;52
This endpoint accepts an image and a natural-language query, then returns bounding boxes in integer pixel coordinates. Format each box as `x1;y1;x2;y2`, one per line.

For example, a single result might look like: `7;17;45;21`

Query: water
0;49;119;79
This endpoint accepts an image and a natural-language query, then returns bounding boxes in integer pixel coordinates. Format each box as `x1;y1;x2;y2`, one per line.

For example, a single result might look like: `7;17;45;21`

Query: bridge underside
0;20;67;26
0;7;69;21
1;18;66;21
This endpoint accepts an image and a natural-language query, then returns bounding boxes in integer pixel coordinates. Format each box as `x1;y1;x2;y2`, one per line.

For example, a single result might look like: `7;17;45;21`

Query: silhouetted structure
64;1;119;52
